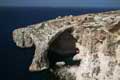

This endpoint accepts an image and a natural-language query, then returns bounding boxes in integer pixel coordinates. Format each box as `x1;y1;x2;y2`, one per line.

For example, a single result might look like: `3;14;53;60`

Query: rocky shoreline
13;10;120;80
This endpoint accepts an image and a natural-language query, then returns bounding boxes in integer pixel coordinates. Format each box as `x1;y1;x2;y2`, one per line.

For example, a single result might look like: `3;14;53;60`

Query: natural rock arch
13;10;120;80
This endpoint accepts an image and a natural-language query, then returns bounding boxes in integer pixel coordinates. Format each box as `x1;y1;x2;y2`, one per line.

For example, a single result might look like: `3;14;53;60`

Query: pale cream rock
13;10;120;80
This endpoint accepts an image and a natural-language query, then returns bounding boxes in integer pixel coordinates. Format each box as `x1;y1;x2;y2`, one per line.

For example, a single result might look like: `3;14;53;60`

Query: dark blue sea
0;7;119;80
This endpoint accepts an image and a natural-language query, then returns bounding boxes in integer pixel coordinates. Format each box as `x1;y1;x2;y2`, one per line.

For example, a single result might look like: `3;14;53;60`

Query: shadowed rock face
13;10;120;80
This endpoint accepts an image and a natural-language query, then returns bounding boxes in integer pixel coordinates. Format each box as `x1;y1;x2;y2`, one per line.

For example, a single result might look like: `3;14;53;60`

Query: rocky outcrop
13;10;120;80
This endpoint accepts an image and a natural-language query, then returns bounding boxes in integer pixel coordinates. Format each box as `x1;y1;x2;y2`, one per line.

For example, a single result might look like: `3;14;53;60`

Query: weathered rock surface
13;10;120;80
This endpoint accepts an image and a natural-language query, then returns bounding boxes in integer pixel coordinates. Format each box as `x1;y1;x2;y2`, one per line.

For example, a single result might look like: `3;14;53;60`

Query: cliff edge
13;10;120;80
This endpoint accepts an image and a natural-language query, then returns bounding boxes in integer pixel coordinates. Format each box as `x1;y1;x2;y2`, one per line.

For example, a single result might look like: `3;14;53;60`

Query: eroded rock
13;10;120;80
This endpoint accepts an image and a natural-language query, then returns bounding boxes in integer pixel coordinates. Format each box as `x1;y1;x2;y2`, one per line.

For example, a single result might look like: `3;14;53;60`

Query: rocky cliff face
13;10;120;80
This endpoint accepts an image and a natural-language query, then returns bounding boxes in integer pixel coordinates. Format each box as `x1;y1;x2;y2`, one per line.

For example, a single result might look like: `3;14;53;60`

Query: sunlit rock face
13;10;120;80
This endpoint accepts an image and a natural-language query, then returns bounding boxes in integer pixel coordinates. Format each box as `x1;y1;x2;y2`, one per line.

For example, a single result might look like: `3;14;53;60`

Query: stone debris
13;10;120;80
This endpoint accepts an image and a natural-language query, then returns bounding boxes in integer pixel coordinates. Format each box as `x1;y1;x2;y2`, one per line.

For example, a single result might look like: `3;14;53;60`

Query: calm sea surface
0;7;119;80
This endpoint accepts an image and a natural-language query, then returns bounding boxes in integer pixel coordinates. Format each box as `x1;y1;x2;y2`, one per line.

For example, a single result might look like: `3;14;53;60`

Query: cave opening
47;28;80;68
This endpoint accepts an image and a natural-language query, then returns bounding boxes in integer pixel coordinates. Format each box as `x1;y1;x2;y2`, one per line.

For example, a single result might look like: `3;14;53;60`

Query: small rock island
13;10;120;80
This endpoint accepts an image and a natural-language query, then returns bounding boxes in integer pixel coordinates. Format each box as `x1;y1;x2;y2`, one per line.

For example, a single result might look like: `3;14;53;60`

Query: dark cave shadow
47;28;80;69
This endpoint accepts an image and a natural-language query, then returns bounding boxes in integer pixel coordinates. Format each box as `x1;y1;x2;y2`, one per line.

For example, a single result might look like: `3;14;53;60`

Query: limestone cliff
13;10;120;80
